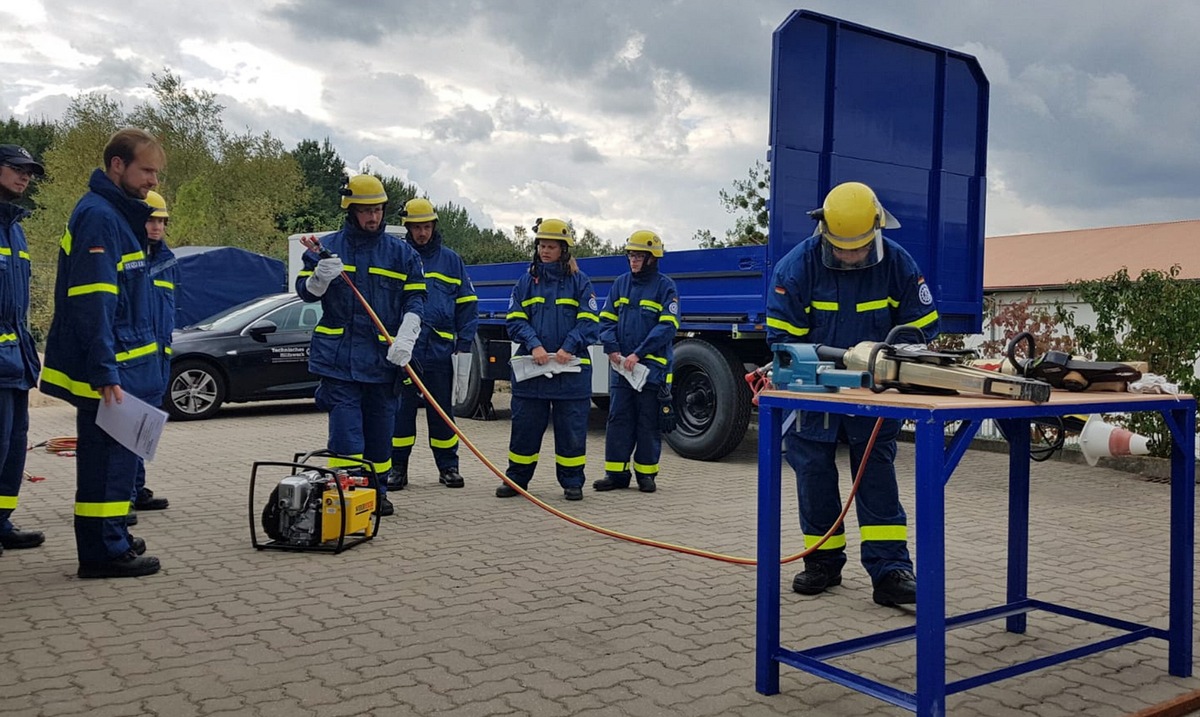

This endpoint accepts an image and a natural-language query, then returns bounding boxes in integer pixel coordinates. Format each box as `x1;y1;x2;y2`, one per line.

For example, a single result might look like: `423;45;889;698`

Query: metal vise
771;343;873;393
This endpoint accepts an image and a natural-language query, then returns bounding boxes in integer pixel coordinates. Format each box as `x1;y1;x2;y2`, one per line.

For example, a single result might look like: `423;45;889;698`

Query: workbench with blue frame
755;388;1195;715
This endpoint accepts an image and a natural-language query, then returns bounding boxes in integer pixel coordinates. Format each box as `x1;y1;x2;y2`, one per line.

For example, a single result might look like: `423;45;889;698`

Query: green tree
1057;265;1200;456
694;160;769;248
0;117;57;211
285;138;347;233
434;202;525;264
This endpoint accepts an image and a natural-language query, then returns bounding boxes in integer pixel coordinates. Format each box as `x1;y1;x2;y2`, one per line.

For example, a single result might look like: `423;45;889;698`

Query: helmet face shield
819;232;884;270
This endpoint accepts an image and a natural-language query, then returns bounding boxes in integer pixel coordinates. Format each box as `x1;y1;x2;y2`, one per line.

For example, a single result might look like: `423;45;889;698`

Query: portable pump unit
249;452;380;554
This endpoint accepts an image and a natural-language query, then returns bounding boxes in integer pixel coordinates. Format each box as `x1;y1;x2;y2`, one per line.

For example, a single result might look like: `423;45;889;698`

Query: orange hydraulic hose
301;234;878;565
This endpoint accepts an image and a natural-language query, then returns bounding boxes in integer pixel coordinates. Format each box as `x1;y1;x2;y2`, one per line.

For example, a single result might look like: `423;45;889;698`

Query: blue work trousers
393;367;458;474
784;416;912;583
316;377;396;498
74;407;138;563
603;383;661;480
506;396;589;490
0;389;30;536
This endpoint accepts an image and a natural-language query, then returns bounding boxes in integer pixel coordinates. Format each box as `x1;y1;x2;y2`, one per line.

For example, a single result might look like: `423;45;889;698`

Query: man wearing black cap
0;145;47;557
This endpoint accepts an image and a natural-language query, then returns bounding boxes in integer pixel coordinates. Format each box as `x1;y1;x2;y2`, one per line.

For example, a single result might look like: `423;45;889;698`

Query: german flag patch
774;286;787;295
88;246;105;254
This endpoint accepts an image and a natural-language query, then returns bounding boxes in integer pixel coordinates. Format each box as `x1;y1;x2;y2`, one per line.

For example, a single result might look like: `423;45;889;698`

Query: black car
166;293;322;420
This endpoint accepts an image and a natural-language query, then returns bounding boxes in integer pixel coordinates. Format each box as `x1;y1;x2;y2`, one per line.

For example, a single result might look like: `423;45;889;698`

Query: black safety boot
873;569;917;607
129;536;146;555
438;468;465;488
125;509;138;526
495;483;522;498
0;528;45;550
791;562;843;596
635;474;657;493
78;551;161;579
379;497;395;517
564;486;584;501
385;469;408;491
593;472;630;491
133;488;169;510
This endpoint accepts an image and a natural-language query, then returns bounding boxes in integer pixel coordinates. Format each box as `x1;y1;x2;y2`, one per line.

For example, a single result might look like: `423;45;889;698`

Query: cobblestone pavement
2;394;1198;717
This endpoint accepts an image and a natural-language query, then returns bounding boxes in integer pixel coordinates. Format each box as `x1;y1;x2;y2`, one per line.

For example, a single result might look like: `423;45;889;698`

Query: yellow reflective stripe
639;299;662;311
341;265;357;273
368;267;407;280
666;372;673;384
765;316;808;337
433;329;455;341
426;272;462;286
509;451;539;465
404;282;426;291
604;461;628;472
153;279;175;290
456;295;478;304
60;229;73;254
659;314;679;328
804;533;846;550
644;354;667;366
909;310;939;329
392;436;416;448
67;283;118;297
856;298;890;312
116;342;158;362
555;454;587;468
328;455;363;469
613;297;629;308
298;269;314;277
860;525;908;542
811;300;838;312
376;334;390;343
39;367;101;399
522;297;546;307
18;250;30;260
556;298;579;307
0;495;17;509
430;435;459;449
314;326;344;335
165;347;172;355
0;247;10;256
0;333;16;343
632;461;658;475
373;458;392;473
577;312;599;322
506;311;529;320
600;311;618;322
75;501;131;518
579;358;591;365
117;251;145;270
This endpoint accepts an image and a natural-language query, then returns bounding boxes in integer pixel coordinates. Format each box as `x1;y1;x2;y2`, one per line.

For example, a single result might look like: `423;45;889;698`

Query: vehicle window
264;303;305;332
194;296;293;331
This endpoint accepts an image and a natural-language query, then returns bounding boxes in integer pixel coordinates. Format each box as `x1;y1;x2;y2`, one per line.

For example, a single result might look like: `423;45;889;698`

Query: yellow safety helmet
814;181;899;250
533;217;574;246
624;229;664;258
340;174;388;209
144;190;169;218
401;197;438;224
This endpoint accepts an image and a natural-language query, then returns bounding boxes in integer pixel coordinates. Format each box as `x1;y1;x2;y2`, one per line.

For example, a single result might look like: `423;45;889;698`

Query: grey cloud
425;106;495;143
568;138;602;163
321;71;435;122
492;96;568;136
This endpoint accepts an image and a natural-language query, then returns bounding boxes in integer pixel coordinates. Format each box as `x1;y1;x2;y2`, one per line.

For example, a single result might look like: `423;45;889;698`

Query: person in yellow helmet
296;174;427;518
766;181;939;608
387;197;478;491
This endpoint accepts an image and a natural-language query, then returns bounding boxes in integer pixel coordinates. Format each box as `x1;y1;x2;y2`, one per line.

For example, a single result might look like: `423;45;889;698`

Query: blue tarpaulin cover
172;246;286;327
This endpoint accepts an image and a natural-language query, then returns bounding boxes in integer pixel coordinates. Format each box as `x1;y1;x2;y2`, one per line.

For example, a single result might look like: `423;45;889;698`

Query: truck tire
665;339;752;461
453;335;495;419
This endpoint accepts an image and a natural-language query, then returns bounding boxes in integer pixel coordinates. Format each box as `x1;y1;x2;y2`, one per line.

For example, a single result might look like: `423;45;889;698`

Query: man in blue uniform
387;198;477;491
41;128;167;578
500;218;599;501
0;145;46;556
296;175;426;517
766;181;939;608
594;230;679;494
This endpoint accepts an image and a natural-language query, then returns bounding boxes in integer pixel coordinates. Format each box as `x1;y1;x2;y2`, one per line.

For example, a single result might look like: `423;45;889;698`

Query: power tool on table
1000;331;1143;391
770;325;1054;403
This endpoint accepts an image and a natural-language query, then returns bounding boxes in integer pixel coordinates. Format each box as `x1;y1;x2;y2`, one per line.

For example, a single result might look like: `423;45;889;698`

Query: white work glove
305;255;343;297
386;313;422;367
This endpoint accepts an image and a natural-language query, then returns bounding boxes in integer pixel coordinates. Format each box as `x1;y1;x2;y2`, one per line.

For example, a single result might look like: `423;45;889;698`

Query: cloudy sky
3;0;1199;248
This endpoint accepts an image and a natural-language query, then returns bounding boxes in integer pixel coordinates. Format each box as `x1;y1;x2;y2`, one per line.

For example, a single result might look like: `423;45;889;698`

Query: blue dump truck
455;10;989;461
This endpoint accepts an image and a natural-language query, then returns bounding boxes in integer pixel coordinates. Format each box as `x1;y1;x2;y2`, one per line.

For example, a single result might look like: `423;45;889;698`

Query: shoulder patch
668;300;679;316
918;283;933;306
588;294;598;312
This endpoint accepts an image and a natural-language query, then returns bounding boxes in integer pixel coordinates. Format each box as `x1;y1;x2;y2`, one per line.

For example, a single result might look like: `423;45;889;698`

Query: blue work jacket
296;219;426;384
147;240;178;402
0;202;40;391
599;267;679;388
505;261;599;400
407;230;477;370
766;234;940;441
42;169;163;407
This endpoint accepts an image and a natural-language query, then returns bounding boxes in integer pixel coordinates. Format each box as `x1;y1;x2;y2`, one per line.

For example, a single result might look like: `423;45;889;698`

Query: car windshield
186;295;295;331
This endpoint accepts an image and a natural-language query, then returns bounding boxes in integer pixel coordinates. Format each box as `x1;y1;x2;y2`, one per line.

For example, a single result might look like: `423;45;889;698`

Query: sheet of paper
95;392;169;461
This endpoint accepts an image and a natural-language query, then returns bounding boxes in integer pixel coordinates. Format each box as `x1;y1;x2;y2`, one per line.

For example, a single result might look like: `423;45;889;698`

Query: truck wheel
665;339;752;461
453;335;495;419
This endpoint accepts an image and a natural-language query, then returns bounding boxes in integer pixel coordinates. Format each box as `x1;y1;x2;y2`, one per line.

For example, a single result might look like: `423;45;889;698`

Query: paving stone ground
2;393;1198;716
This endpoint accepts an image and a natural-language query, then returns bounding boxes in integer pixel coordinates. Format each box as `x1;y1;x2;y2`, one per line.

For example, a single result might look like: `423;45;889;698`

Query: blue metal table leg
757;403;783;694
1002;418;1031;634
914;418;947;716
1167;406;1195;677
